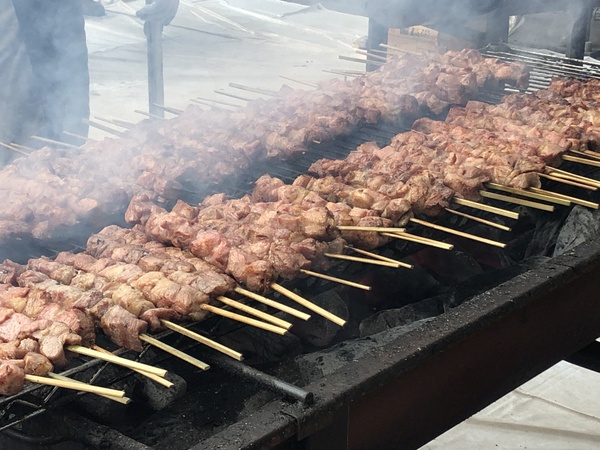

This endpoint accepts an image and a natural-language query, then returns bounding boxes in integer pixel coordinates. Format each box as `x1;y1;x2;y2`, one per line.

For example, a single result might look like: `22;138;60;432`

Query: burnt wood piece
195;236;600;449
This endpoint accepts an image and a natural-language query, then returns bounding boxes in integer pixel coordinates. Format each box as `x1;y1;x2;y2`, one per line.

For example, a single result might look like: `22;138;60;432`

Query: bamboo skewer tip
325;252;404;269
160;320;244;361
25;374;126;399
445;207;512;232
91;344;174;388
409;218;506;248
270;283;347;327
300;269;371;291
345;246;414;269
382;231;454;251
453;197;519;220
233;287;311;321
67;345;168;378
139;334;210;371
217;296;293;330
201;304;289;336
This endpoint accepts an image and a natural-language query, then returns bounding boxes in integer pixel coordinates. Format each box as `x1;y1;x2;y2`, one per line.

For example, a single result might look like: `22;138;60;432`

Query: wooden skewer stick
153;103;183;115
25;374;126;399
380;43;416;54
92;345;173;388
356;49;388;61
569;149;600;161
194;96;242;108
528;188;599;209
548;172;600;189
190;99;229;111
364;48;389;56
300;269;371;291
82;119;125;137
345;246;414;269
538;172;597;191
324;252;403;268
217;296;293;330
201;304;289;335
134;110;165;120
47;373;131;404
279;75;318;88
409;218;507;248
323;69;363;77
66;345;167;377
445;208;512;232
30;135;81;150
95;116;135;129
0;142;28;156
453;197;519;220
160;320;243;361
381;232;454;251
547;168;600;188
562;154;600;168
229;83;278;97
11;143;36;152
213;90;254;102
579;149;600;159
139;334;210;371
271;283;346;327
339;55;385;66
486;183;570;206
63;130;95;142
337;226;406;233
479;191;555;212
234;287;311;321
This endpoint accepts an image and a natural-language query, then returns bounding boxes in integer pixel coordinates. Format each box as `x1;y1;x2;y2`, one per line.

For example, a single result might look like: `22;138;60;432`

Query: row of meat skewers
3;70;600;398
2;60;600;399
0;49;529;245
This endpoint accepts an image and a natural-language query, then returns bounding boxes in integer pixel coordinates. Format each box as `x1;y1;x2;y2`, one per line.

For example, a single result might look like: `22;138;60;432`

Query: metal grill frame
0;48;600;449
195;234;600;450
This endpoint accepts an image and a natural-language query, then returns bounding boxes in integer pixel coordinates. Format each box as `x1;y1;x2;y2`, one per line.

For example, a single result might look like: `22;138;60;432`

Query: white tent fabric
423;356;600;449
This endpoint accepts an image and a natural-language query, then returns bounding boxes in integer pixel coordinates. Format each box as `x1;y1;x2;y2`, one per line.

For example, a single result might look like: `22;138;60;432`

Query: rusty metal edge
193;236;600;450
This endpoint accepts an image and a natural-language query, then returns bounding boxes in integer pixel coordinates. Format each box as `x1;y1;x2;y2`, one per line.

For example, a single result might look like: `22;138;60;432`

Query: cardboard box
388;26;438;54
388;19;486;54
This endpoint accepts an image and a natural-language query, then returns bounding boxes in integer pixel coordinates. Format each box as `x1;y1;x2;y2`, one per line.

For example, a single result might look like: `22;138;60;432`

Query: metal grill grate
482;45;600;91
5;47;600;440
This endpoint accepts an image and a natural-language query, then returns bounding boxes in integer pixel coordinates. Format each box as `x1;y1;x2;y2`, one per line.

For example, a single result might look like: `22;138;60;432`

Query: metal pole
146;0;165;118
366;18;387;72
201;351;314;405
567;3;593;60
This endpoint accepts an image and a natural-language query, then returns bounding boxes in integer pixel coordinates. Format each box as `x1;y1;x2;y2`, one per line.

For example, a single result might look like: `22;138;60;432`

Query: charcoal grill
2;48;600;449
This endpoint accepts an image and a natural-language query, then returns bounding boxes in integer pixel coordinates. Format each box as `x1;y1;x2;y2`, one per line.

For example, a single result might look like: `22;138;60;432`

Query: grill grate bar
489;52;596;79
482;47;600;92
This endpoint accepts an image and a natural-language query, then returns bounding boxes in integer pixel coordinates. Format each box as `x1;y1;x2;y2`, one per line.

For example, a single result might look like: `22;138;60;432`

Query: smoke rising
362;0;499;29
11;0;90;146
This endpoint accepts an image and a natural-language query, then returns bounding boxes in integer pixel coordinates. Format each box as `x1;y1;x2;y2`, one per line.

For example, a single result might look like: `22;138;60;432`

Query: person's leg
0;0;42;161
13;0;90;145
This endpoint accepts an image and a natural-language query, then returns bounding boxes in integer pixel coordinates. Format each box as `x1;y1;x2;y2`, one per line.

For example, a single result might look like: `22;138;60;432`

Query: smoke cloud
362;0;499;29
